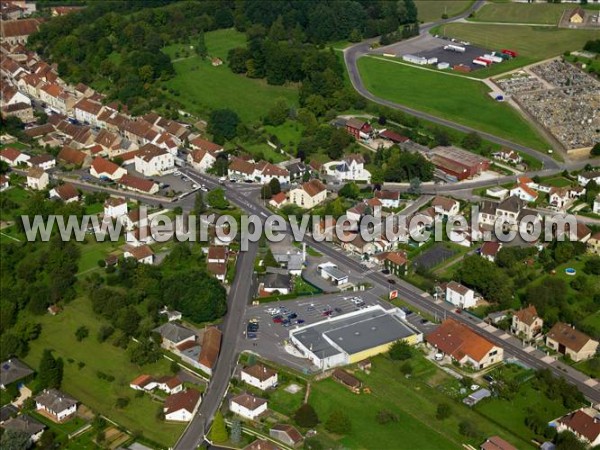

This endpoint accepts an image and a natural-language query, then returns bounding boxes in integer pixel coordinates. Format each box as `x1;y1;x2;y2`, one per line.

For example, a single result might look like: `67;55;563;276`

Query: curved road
343;0;561;170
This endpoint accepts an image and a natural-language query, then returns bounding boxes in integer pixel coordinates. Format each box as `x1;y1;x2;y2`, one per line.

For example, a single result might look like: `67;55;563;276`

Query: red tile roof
1;18;42;38
426;319;496;363
481;435;517;450
52;183;79;201
189;137;223;154
547;322;595;353
207;245;226;260
270;192;286;205
231;393;266;411
480;241;501;258
91;157;122;176
57;146;86;166
0;147;22;162
130;374;154;388
229;157;256;175
163;389;200;415
432;196;458;212
558;410;600;444
242;364;277;382
198;326;221;370
379;129;409;143
118;174;156;193
125;244;154;261
301;179;326;197
513;305;539;326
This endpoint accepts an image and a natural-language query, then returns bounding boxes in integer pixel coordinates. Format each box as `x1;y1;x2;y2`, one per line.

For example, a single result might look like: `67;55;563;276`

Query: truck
444;44;466;53
501;49;517;58
479;57;494;65
484;54;503;64
472;58;490;67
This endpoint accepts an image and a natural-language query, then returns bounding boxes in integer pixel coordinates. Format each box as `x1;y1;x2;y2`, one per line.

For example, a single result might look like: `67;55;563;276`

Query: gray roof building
261;273;291;290
153;323;196;345
0;404;18;424
35;389;77;413
463;388;491;406
1;358;34;387
1;414;45;438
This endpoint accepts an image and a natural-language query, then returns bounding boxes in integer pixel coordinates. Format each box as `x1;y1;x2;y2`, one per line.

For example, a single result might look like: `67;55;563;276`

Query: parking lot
413;39;497;72
238;289;438;371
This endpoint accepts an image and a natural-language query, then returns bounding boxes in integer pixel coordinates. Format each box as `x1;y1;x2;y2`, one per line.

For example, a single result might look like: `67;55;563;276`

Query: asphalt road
342;0;562;170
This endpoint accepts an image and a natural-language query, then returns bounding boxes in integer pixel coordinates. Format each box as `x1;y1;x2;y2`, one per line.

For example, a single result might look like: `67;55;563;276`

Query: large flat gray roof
292;308;416;357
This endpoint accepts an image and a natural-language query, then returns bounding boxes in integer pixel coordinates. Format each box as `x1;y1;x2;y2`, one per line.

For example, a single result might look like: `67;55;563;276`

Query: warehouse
431;146;490;181
289;305;422;370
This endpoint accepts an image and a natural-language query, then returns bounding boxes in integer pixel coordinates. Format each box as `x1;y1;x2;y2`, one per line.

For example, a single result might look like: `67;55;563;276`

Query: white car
434;353;444;361
470;384;480;391
173;170;181;176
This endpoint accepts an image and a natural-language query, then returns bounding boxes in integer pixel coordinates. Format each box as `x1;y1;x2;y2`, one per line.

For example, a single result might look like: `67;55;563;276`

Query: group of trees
372;146;434;183
38;349;64;390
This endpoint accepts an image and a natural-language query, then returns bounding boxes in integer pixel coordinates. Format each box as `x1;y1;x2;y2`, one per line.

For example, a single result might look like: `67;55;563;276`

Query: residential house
198;326;222;376
1;85;31;107
345;118;372;140
26;167;49;190
288;179;327;209
556;409;600;447
0;358;33;389
230;393;268;421
35;389;78;422
379;129;409;144
156;376;183;395
328;154;371;182
118;174;159;195
241;364;278;391
0;404;18;424
374;190;401;209
244;439;280;450
0;147;29;166
163;389;201;422
2;102;34;122
57;146;88;168
123;244;154;265
588;232;600;255
340;233;377;256
431;196;460;219
49;183;79;203
426;319;504;369
260;273;292;295
480;241;502;262
254;161;290;185
189;137;223;154
569;7;585;24
546;322;599;362
90;157;127;181
511;305;543;340
129;374;158;392
578;171;600;186
269;192;287;208
332;369;362;393
121;119;158;146
347;198;382;224
1;415;45;445
1;18;42;44
228;157;256;181
207;245;227;264
273;251;304;276
284;161;308;182
153;323;196;352
446;281;476;309
187;148;216;173
270;424;303;448
549;187;572;211
207;262;227;282
28;154;56;170
73;98;104;127
134;144;174;176
493;149;522;165
39;83;76;115
103;197;127;219
477;196;540;233
374;251;408;277
509;183;538;203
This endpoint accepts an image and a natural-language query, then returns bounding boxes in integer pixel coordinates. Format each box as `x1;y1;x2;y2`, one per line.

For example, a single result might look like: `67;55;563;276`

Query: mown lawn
357;56;548;150
163;29;298;123
264;120;306;150
309;355;531;449
415;0;474;23
77;237;125;274
22;297;185;448
471;2;584;25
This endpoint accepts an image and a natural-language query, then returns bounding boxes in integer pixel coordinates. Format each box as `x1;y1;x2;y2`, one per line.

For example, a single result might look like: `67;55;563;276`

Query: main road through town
342;0;562;170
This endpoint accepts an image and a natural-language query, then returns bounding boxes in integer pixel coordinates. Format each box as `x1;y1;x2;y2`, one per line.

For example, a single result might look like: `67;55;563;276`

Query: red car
322;310;333;316
272;316;283;323
455;309;462;314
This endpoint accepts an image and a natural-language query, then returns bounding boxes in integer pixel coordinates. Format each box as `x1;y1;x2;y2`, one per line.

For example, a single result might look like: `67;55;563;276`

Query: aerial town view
0;0;600;449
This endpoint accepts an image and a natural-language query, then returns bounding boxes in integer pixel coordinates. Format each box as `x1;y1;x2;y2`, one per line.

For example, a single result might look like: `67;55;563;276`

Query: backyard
309;354;530;450
357;56;549;150
163;29;298;123
415;0;474;23
22;297;185;448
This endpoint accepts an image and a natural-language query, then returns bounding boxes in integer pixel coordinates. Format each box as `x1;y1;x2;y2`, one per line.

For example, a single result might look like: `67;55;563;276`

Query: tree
389;340;412;360
263;248;279;268
38;349;62;390
115;397;129;409
589;142;600;156
230;419;242;444
462;132;482;150
400;361;413;376
264;98;289;126
206;188;229;210
375;409;398;424
75;326;89;342
436;403;451;420
555;431;588;450
408;177;421;194
195;31;207;58
294;403;319;428
269;178;281;195
458;420;480;438
193;192;207;215
0;429;31;450
348;28;362;42
260;184;272;199
128;340;161;366
325;410;352;434
338;182;360;199
209;410;229;443
207;109;240;143
97;325;114;343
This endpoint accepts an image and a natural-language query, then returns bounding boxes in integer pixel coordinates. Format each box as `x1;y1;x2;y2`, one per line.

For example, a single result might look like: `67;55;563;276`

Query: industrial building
431;146;490;181
289;305;422;370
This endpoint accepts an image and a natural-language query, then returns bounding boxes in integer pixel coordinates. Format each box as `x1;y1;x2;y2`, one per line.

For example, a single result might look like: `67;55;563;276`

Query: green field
472;3;580;25
416;1;474;23
22;297;185;447
435;23;600;65
163;29;298;123
309;355;530;450
357;56;548;150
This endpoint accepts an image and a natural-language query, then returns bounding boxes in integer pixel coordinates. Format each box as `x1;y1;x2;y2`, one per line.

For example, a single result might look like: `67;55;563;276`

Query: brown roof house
426;319;503;370
270;423;303;448
49;183;79;203
163;389;201;422
511;305;543;341
480;435;517;450
244;439;280;450
556;408;600;447
230;393;268;421
198;326;222;376
241;364;278;390
374;251;408;277
546;323;598;362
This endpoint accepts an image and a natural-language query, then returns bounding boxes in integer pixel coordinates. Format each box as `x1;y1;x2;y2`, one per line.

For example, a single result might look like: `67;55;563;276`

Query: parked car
455;308;462;314
381;269;390;275
388;279;396;285
287;313;298;320
334;307;343;314
272;316;283;324
296;319;305;325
